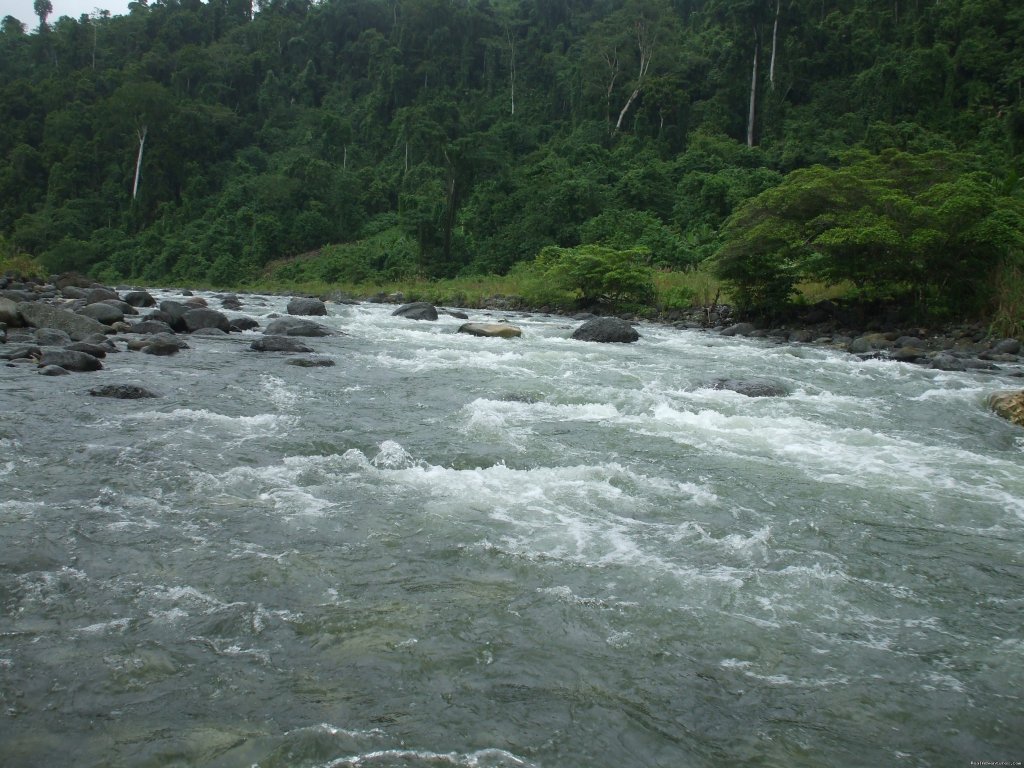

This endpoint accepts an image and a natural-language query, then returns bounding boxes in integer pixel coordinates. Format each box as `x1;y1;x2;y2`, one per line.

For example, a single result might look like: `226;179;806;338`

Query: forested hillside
2;0;1023;320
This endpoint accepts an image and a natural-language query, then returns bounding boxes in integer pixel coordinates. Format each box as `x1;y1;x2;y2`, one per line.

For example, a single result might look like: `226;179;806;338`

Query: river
1;290;1022;767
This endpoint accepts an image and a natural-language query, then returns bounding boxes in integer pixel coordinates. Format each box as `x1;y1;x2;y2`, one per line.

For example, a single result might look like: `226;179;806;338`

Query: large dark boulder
130;320;175;335
0;297;24;326
89;384;160;399
39;349;103;372
84;286;119;304
158;300;190;332
79;302;124;325
35;328;73;346
250;335;314;353
264;317;333;337
392;302;438;321
66;341;111;358
571;317;640;343
230;317;260;332
123;290;156;308
17;302;109;340
136;333;189;356
182;307;231;333
287;297;327;316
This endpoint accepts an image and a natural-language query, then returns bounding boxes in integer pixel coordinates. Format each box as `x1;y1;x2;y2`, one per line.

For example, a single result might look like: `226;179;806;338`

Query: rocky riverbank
3;272;1024;426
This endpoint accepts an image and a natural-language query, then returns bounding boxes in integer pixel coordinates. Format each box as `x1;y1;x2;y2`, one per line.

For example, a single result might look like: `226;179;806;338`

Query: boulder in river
285;357;336;367
458;322;523;339
89;384;161;399
138;333;189;356
182;307;231;333
158;301;191;332
39;349;103;372
123;290;156;308
571;317;640;343
35;328;73;346
78;302;124;325
18;302;109;340
38;364;70;376
392;302;438;321
988;390;1024;427
706;378;789;398
287;297;328;316
264;317;333;337
230;317;260;332
130;319;175;335
0;297;23;327
720;322;756;337
250;335;314;353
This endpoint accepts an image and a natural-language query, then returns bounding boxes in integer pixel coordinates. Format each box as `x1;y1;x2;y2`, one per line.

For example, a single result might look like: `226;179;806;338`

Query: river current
1;290;1022;767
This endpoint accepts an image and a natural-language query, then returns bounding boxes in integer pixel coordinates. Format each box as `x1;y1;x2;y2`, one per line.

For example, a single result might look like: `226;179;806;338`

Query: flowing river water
1;290;1023;767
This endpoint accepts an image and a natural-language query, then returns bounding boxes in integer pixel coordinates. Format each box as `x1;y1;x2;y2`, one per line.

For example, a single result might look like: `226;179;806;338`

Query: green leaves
715;149;1024;318
535;244;655;307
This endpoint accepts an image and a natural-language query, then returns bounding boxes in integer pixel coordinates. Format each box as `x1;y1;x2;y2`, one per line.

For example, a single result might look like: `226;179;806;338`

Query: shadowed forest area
2;0;1023;325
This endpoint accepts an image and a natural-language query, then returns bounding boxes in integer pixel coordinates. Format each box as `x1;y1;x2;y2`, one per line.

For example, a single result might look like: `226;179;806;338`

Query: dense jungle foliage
1;0;1023;321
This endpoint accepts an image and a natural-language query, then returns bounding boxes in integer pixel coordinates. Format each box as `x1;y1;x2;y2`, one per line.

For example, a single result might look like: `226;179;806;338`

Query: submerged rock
264;317;333;337
571;317;640;343
89;384;161;399
250;335;314;353
285;357;336;367
707;378;789;398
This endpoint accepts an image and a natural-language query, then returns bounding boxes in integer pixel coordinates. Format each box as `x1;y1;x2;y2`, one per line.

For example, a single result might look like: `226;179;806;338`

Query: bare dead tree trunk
614;18;654;134
506;25;516;117
132;125;147;201
747;26;760;147
769;0;780;91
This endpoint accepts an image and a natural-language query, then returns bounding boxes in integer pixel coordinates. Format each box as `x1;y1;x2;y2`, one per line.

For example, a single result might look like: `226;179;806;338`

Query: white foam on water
119;407;295;438
340;442;748;584
259;374;300;409
323;747;536;768
149;585;246;613
78;617;133;635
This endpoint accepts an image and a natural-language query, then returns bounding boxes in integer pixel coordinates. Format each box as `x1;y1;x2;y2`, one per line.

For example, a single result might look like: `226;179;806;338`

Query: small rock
285;357;336;367
38;365;70;376
130;320;175;335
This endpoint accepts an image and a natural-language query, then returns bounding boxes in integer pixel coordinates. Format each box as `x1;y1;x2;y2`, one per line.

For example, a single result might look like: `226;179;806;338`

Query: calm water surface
1;291;1022;767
